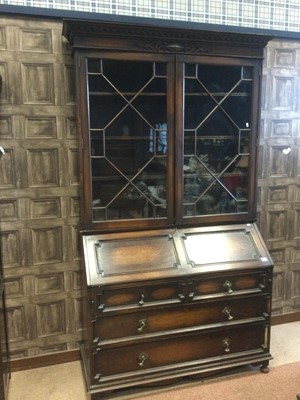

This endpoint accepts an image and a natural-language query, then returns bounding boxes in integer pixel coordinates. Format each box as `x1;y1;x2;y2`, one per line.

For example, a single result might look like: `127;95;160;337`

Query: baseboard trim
11;349;80;372
271;311;300;326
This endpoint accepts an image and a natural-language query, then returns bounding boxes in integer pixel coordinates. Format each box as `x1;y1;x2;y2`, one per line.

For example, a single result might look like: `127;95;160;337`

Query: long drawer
92;323;268;380
92;269;271;314
93;294;269;341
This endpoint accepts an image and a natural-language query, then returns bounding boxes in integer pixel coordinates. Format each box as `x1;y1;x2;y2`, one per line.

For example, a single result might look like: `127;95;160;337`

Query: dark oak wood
64;18;272;232
79;224;273;398
63;19;274;399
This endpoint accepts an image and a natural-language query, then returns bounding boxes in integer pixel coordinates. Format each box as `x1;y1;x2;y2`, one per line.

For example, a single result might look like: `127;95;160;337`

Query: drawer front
93;295;269;340
92;324;267;379
190;270;271;299
93;281;184;312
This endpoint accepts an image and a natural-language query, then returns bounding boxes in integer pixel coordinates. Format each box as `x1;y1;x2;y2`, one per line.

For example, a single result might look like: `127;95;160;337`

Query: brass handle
137;319;147;333
222;306;234;320
138;352;148;367
138;293;145;305
222;338;231;353
223;280;233;294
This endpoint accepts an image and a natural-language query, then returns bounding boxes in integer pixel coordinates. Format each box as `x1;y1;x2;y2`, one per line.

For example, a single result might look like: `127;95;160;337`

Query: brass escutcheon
223;280;233;294
222;306;234;320
222;338;231;353
138;352;148;367
137;319;147;333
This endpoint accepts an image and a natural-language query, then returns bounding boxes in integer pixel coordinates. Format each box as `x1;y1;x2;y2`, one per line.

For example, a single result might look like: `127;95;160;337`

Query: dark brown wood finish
0;13;299;374
64;19;271;232
80;224;273;398
63;19;274;399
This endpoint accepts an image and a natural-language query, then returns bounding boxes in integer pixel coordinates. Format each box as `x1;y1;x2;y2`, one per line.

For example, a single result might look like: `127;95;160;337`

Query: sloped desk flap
82;229;184;286
82;223;273;286
180;223;273;272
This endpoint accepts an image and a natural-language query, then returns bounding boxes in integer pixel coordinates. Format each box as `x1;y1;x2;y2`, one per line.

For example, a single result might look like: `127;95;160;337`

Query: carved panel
0;149;15;187
0;62;9;102
64;64;75;105
36;300;66;337
271;271;285;310
73;271;81;291
0;116;12;137
74;297;83;332
6;306;26;341
0;231;21;268
0;26;7;49
19;29;52;53
70;197;80;217
25;117;57;139
296;186;300;202
71;226;80;261
32;227;63;265
297;149;300;178
292;246;300;263
5;278;24;298
68;148;79;185
21;63;54;104
266;210;288;241
0;199;19;220
269;146;292;177
27;149;59;187
30;198;61;219
269;248;286;265
273;76;294;110
271;119;292;138
35;273;64;294
291;270;300;307
274;49;296;67
66;117;77;139
267;186;289;204
293;208;300;239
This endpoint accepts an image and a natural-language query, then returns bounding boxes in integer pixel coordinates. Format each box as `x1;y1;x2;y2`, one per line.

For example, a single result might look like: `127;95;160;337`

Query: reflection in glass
87;58;168;222
183;64;252;217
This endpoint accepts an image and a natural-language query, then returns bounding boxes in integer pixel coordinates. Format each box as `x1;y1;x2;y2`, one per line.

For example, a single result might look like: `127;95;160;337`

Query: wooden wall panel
0;15;81;360
259;39;300;316
0;16;299;361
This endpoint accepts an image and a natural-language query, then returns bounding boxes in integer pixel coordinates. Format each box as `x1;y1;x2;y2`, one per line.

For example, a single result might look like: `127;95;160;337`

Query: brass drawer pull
137;319;147;333
138;352;148;367
138;293;145;305
223;280;233;294
222;306;234;320
222;338;231;353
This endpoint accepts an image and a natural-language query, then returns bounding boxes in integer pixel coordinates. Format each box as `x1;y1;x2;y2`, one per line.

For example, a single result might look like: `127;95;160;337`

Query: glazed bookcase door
77;52;175;230
175;56;260;225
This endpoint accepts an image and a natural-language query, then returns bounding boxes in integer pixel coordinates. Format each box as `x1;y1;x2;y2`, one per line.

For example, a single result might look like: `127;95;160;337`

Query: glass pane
87;58;168;222
183;63;252;218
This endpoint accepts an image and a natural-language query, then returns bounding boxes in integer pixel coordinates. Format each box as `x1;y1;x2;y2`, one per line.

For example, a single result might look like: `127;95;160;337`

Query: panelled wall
0;15;299;360
259;40;300;316
0;16;81;359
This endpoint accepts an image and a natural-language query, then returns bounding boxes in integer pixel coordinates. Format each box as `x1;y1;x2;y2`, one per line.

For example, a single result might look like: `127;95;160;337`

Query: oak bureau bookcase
63;17;274;399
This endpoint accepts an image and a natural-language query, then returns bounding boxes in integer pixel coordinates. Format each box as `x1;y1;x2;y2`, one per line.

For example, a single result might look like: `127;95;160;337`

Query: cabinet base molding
83;340;272;400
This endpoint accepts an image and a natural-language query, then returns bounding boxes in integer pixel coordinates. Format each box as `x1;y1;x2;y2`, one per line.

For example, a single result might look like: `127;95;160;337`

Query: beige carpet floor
7;321;300;400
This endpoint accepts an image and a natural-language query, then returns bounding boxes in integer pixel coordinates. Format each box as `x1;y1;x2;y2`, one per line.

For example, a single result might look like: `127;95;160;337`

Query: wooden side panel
0;16;81;360
259;39;300;315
